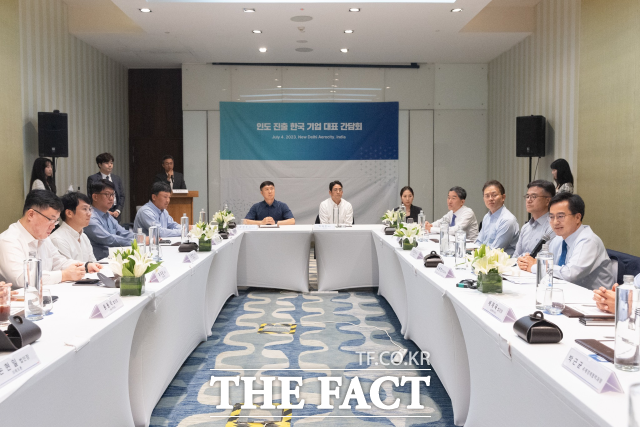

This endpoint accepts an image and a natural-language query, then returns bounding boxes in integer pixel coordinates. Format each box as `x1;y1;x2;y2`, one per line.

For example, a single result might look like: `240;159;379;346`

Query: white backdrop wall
183;63;488;224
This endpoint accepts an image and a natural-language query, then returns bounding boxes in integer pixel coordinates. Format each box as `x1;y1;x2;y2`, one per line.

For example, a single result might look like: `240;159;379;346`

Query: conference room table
0;224;635;427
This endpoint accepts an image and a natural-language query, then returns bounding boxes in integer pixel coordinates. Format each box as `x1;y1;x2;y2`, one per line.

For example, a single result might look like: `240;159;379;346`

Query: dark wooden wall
128;69;183;217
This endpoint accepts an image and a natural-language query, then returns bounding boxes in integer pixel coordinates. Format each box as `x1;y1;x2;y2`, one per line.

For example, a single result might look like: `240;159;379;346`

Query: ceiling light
451;8;463;12
252;30;262;34
349;8;360;12
259;47;267;53
344;30;354;34
340;48;348;53
277;85;282;88
139;8;151;13
243;8;255;13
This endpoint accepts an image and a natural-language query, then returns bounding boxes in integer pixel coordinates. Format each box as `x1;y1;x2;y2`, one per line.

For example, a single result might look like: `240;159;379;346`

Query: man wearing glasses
85;179;137;260
514;180;556;262
475;180;520;255
0;190;100;289
526;192;615;290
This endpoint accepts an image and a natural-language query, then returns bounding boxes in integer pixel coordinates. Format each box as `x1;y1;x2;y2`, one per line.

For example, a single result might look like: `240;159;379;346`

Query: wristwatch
84;262;89;273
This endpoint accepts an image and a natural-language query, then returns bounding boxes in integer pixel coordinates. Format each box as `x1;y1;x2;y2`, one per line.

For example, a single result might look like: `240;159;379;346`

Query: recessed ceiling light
259;47;267;53
252;30;262;34
139;8;151;13
451;8;463;12
277;85;282;88
344;30;354;34
386;87;390;89
243;8;255;13
340;48;348;53
349;8;360;12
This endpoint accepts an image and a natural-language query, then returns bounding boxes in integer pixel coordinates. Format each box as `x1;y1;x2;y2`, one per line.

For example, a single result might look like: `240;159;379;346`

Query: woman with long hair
394;186;422;222
30;157;57;194
550;158;574;194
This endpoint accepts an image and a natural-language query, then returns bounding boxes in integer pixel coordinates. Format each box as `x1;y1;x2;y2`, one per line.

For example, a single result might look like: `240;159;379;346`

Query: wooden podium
167;191;199;223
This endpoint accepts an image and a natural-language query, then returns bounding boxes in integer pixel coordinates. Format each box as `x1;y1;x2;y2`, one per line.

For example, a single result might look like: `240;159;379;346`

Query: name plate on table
562;348;623;393
149;265;170;283
314;224;336;230
236;224;258;231
259;224;279;228
482;296;517;322
0;345;40;387
435;264;455;279
90;294;124;319
409;248;424;260
183;250;199;263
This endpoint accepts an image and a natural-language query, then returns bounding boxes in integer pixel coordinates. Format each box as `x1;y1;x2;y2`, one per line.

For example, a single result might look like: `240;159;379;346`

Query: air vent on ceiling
291;16;313;22
297;40;308;43
295;48;313;53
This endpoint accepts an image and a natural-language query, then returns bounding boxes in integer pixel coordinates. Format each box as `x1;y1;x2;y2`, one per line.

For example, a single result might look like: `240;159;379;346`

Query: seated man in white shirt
515;180;556;264
0;190;101;289
425;186;478;241
50;192;98;263
475;180;520;255
523;193;615;290
318;180;354;225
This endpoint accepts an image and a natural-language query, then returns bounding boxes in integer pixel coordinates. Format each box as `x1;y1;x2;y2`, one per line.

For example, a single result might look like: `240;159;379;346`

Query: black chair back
607;249;640;284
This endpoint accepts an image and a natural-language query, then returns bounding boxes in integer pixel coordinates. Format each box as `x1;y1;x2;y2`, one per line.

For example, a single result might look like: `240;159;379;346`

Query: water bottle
399;205;406;223
417;210;426;241
333;205;339;225
440;222;451;255
455;229;467;269
535;244;554;309
149;225;161;261
23;256;43;321
199;209;207;224
135;228;146;253
614;275;640;372
180;213;189;243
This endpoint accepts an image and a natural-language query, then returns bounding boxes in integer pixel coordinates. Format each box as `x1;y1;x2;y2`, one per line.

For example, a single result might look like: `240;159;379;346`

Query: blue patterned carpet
150;286;454;427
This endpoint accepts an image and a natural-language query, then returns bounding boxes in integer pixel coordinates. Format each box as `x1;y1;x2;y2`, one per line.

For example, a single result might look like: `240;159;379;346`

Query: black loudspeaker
516;115;546;158
38;110;68;158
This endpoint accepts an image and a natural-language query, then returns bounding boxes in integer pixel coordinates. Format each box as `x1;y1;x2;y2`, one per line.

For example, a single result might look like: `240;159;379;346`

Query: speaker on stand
38;110;68;190
516;115;546;220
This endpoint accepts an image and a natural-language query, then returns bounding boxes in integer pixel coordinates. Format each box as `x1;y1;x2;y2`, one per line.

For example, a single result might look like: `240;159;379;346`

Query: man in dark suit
154;155;187;190
87;152;125;222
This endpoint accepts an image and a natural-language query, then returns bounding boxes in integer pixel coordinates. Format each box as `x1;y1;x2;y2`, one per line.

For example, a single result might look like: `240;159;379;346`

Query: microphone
530;232;552;258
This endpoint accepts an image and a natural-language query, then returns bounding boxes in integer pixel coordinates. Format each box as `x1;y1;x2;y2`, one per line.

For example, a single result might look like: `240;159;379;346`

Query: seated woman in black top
394;186;422;222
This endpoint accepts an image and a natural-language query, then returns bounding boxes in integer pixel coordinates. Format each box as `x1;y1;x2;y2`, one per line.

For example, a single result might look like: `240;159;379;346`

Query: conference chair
606;249;640;284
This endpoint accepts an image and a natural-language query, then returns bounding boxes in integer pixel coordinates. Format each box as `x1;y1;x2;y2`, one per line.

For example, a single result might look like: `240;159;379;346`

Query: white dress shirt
0;221;79;289
31;179;45;190
101;173;119;212
475;206;520;255
50;221;97;263
532;225;616;290
430;205;479;241
319;198;354;225
513;212;555;258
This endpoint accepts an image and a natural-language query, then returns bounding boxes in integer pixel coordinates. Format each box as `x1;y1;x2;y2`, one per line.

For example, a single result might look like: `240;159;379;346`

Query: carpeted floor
150;247;454;427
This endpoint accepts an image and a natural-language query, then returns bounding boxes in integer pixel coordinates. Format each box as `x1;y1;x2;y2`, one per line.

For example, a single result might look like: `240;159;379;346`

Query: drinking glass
629;383;640;427
42;288;53;316
0;282;11;325
406;218;414;224
544;288;565;315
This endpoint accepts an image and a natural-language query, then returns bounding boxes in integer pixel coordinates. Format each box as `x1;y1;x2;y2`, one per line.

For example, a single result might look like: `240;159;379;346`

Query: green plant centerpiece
394;223;420;250
467;244;516;293
381;209;405;229
213;209;235;237
109;240;162;296
189;220;218;251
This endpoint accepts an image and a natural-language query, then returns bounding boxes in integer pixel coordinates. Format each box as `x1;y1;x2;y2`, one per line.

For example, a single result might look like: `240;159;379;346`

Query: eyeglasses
483;193;502;200
332;188;343;193
32;209;60;226
99;192;116;199
523;194;549;201
457;279;478;289
549;213;576;222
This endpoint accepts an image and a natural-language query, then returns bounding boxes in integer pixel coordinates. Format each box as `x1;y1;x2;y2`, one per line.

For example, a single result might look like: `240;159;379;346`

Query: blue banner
220;102;398;160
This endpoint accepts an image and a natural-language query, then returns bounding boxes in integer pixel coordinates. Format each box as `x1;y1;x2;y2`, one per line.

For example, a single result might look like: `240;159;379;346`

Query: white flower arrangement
189;221;218;241
381;209;405;228
109;240;162;278
212;209;235;231
393;222;421;243
467;244;517;275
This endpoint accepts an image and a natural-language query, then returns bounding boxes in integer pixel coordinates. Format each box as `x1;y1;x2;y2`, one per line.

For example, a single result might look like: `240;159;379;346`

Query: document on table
502;270;569;285
565;303;615;318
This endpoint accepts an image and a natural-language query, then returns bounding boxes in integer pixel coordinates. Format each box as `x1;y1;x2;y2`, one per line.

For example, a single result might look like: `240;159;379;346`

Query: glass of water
42;288;54;316
630;383;640;427
406;218;414;224
544;288;565;315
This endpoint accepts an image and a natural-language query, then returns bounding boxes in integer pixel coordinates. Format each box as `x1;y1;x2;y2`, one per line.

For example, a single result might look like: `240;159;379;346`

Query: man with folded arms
244;181;295;225
318;180;353;225
475;180;520;255
0;190;100;288
525;193;615;290
134;182;187;236
51;192;98;263
85;179;136;260
425;186;478;241
514;180;556;267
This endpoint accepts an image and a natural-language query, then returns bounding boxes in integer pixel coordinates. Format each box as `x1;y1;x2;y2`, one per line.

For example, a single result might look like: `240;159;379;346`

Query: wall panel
183;111;208;218
409;110;434;218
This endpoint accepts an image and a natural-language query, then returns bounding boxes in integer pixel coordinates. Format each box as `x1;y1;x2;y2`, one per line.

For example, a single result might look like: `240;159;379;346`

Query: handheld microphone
530;232;551;258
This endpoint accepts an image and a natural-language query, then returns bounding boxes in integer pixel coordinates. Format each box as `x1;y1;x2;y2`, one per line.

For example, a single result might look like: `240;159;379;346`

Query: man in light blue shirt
134;182;183;237
514;180;556;260
527;193;615;290
475;180;519;255
85;179;136;260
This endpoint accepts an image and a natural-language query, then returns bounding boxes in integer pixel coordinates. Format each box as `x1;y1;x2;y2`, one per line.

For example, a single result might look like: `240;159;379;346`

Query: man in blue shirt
475;180;520;255
85;179;138;260
134;182;188;237
244;181;295;225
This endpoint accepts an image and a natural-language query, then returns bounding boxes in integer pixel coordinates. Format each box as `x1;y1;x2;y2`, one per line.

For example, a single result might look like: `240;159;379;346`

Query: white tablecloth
314;225;379;291
236;225;312;293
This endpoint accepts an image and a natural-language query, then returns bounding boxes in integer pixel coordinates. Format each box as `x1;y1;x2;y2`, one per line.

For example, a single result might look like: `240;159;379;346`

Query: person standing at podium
134;182;187;236
154;155;187;190
87;153;125;222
